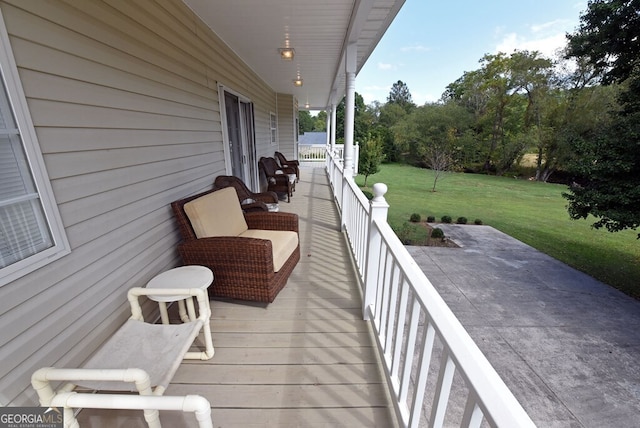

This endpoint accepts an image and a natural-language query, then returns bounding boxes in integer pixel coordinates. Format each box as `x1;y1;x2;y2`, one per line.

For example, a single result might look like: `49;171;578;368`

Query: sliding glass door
221;89;257;190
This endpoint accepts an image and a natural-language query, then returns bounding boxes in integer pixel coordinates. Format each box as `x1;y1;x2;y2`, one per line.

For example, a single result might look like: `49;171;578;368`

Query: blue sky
356;0;589;105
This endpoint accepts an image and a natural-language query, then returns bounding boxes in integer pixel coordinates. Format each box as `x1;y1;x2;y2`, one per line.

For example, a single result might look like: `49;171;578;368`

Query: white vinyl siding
276;93;297;158
0;0;277;405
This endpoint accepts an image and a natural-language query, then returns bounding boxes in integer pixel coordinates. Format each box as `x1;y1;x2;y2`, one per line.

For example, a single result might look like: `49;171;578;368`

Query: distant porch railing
298;143;359;175
325;149;535;428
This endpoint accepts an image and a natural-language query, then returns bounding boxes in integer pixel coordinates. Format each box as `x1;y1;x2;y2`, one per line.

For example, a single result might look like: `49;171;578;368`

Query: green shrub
441;215;452;224
474;218;483;225
361;190;374;200
431;227;445;239
427;215;436;222
409;213;421;222
456;216;468;224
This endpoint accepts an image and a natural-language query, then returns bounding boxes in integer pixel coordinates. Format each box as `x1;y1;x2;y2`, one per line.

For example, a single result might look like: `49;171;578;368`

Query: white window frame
0;9;70;287
270;112;277;145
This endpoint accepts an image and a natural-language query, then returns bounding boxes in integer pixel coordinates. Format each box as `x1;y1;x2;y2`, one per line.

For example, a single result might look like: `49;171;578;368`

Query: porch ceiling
182;0;405;110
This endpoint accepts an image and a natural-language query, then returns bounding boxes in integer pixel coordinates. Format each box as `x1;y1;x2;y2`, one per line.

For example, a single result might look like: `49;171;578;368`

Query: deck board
77;167;397;427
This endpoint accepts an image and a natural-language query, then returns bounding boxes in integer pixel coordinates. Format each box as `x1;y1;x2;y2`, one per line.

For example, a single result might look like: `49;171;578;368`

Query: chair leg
143;409;161;428
158;302;170;324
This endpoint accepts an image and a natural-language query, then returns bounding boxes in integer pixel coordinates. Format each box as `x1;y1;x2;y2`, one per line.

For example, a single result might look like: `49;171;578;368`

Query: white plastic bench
31;286;215;428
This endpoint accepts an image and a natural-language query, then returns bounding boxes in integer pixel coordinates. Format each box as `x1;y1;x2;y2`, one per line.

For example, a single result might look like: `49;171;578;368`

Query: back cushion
183;187;248;238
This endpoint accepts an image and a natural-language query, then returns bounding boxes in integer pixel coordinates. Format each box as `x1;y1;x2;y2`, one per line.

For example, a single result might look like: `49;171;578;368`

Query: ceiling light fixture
279;48;295;60
293;78;303;87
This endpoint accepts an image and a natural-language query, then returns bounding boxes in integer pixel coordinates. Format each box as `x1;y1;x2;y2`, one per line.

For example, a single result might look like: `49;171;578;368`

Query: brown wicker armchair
171;187;300;303
213;175;279;212
258;157;294;202
274;151;300;182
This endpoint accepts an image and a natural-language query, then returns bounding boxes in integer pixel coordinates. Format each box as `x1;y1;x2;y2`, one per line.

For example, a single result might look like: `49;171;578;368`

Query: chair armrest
276;166;297;175
253;191;279;203
241;201;269;212
267;174;290;185
32;367;155;400
244;212;298;232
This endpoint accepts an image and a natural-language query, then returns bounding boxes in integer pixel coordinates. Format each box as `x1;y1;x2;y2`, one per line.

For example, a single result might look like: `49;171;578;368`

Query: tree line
299;0;640;237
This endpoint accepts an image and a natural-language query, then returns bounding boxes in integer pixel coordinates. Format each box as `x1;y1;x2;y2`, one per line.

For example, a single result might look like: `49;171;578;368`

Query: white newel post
363;183;389;320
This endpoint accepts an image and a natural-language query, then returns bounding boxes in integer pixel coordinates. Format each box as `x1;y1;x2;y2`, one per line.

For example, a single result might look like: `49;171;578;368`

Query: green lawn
355;163;640;298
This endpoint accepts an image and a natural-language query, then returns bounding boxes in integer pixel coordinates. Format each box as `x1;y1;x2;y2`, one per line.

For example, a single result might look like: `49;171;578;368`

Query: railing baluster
379;252;394;347
384;264;402;356
429;349;456;428
391;277;410;381
409;321;436;428
461;391;484;428
374;241;388;329
400;295;421;405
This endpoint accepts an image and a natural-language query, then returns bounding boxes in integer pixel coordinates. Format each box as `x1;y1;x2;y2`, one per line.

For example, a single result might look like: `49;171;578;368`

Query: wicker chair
274;151;300;182
258;157;294;202
213;175;279;212
171;188;300;303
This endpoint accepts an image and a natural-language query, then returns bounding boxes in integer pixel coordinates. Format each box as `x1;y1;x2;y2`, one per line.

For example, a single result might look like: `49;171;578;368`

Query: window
0;10;69;286
270;112;277;145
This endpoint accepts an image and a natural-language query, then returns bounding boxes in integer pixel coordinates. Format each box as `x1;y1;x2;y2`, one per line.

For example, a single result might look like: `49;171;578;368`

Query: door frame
218;83;258;190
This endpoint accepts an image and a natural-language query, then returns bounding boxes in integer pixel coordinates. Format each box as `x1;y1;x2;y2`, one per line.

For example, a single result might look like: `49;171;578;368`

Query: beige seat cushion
184;187;248;238
240;229;298;272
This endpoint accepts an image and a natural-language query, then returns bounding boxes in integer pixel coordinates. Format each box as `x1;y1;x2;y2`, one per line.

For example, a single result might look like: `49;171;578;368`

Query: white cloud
412;91;439;105
378;62;395;70
531;19;570;34
494;31;568;59
493;14;583;59
358;85;391;105
360;92;378;105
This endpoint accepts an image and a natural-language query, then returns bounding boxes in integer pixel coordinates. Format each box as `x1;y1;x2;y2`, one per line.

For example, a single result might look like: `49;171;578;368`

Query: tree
393;102;473;191
298;110;314;134
313;110;327;131
566;0;640;85
564;0;640;236
359;133;385;187
335;92;369;144
387;80;415;112
424;142;454;192
512;51;555;180
447;53;534;174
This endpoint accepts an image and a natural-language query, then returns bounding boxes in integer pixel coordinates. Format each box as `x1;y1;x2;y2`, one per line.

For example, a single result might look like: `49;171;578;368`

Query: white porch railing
298;143;327;162
299;143;359;175
325;151;536;428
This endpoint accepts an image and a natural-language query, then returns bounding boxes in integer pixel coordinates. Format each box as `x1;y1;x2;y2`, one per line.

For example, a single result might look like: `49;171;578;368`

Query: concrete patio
407;225;640;427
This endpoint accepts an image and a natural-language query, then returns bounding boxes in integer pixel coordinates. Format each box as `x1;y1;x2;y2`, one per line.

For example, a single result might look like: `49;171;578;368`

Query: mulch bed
411;222;460;248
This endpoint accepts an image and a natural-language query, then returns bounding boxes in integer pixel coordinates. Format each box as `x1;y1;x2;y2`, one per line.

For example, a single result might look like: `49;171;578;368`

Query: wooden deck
78;166;397;427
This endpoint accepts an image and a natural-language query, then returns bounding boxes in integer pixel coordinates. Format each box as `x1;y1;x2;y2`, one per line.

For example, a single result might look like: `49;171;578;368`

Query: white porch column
325;109;331;149
341;43;357;229
330;101;337;153
342;43;356;178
